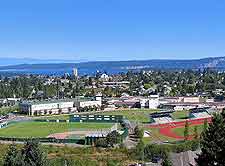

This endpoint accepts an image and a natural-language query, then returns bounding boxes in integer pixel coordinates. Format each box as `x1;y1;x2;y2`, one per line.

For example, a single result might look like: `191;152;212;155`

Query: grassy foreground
0;122;113;138
0;144;136;166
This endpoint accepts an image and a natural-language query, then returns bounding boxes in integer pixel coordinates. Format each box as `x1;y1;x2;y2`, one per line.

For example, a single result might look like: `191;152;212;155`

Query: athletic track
146;117;212;140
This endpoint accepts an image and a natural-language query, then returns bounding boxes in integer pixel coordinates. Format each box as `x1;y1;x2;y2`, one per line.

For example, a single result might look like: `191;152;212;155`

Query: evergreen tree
106;131;121;147
134;126;144;139
203;119;208;132
135;139;145;161
184;121;189;141
194;126;199;140
3;144;20;166
162;155;172;166
21;140;49;166
196;112;225;166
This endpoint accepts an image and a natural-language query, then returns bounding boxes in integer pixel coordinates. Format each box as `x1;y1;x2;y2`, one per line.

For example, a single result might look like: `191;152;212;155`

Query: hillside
0;56;224;75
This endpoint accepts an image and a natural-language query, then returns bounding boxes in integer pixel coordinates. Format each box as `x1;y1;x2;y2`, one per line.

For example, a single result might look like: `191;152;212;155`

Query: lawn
0;122;113;138
39;114;70;120
171;111;189;120
172;124;204;136
36;109;159;123
97;109;158;123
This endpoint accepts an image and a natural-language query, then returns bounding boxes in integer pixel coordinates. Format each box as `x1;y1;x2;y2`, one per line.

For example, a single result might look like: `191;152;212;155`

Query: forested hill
0;56;225;75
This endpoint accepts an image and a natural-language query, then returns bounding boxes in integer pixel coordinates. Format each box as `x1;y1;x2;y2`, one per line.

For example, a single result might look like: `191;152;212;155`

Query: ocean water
0;67;130;76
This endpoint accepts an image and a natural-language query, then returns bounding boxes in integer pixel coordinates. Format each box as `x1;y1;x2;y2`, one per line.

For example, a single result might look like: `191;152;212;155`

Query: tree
135;139;145;161
162;155;172;166
106;160;121;166
95;138;108;148
21;139;48;166
3;144;20;166
106;131;121;147
184;121;189;141
193;126;199;140
134;126;144;139
196;111;225;166
203;119;208;132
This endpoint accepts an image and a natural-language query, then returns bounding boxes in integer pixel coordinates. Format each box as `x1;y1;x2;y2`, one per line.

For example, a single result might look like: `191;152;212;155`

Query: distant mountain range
0;57;86;66
0;56;225;75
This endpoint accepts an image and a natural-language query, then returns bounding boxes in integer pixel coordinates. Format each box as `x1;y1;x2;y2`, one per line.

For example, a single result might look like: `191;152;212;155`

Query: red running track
146;117;212;140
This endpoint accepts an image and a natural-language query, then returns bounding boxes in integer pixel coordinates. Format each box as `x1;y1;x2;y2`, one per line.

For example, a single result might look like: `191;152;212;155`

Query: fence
0;136;85;144
69;115;124;123
85;127;129;145
34;119;68;123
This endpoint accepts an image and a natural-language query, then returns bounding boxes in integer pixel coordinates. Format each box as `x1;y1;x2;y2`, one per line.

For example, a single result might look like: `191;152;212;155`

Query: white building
76;100;102;108
20;95;102;116
148;95;160;109
73;68;78;78
181;97;200;103
140;95;159;109
100;73;109;79
75;94;102;108
20;99;77;116
0;98;20;107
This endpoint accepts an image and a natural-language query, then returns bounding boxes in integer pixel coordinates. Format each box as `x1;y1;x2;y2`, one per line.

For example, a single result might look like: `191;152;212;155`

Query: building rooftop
21;97;95;105
170;150;200;166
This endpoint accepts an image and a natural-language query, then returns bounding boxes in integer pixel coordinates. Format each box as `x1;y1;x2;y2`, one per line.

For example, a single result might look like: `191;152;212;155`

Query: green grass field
39;109;190;123
38;109;159;123
172;124;204;136
98;109;158;123
171;111;189;120
0;122;113;138
39;114;70;120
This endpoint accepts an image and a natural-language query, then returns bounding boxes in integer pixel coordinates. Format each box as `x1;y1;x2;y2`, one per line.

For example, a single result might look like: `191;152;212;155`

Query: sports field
171;111;189;119
98;109;158;122
40;109;159;122
0;122;113;138
39;109;191;123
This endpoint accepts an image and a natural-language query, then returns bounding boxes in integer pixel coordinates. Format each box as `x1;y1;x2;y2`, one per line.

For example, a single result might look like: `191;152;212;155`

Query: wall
78;100;101;108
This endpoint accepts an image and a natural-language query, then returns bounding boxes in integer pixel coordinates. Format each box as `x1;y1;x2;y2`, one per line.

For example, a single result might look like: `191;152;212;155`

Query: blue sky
0;0;225;61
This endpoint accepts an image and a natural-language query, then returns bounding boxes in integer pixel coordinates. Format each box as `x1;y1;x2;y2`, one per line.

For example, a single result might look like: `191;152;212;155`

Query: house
170;150;200;166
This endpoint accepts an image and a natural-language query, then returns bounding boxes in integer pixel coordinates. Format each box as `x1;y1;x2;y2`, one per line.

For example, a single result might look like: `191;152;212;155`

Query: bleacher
189;108;211;119
153;117;174;124
150;110;174;124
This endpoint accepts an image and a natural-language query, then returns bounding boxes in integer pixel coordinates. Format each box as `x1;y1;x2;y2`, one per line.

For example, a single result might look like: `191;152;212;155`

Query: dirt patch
48;131;100;139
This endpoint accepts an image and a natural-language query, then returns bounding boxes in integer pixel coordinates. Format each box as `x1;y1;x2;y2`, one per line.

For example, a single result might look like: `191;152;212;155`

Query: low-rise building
19;99;77;116
181;97;200;103
0;98;20;107
107;95;159;109
102;81;130;87
19;95;102;116
140;95;159;109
